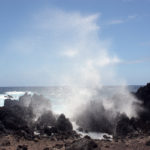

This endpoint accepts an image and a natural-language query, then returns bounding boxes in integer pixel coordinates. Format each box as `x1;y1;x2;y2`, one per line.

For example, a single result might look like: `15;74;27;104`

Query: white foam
0;91;33;107
72;121;112;140
0;95;5;106
78;131;112;140
5;91;25;99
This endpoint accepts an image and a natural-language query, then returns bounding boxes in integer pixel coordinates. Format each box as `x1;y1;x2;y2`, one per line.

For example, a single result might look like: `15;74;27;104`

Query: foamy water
72;121;112;140
0;86;140;114
0;91;33;106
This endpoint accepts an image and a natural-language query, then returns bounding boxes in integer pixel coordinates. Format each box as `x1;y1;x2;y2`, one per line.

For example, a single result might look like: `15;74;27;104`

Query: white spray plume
8;8;140;122
39;9;139;120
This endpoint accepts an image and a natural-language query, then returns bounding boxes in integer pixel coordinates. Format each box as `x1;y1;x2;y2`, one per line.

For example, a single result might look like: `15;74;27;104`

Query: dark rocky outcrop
36;111;56;131
76;101;116;135
0;104;33;134
0;93;74;140
56;114;73;132
136;83;150;120
114;83;150;138
1;83;150;142
65;137;99;150
115;114;137;137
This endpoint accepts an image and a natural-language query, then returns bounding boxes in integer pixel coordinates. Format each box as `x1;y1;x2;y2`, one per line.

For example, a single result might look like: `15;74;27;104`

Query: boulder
56;114;73;132
66;138;99;150
37;111;56;128
115;114;135;137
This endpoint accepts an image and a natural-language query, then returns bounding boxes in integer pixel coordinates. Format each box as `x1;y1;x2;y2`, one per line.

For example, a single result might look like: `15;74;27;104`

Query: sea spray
44;10;143;134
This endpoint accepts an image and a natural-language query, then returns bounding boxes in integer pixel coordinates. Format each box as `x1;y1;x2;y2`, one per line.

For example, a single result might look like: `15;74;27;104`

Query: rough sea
0;85;141;111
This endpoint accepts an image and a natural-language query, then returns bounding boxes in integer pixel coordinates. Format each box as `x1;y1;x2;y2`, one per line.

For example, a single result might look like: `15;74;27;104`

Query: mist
42;10;140;122
7;9;142;133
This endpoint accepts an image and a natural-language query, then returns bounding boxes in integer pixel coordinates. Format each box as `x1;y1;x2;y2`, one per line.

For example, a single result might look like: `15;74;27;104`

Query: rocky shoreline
1;132;150;150
1;83;150;149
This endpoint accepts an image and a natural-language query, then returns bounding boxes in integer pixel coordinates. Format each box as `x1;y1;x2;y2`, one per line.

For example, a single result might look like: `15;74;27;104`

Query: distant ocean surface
0;85;142;113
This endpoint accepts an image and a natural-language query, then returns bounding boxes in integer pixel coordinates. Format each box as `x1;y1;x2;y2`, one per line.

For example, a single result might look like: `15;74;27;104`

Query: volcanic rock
65;138;99;150
0;93;76;141
115;114;135;137
44;126;58;136
37;111;56;128
56;114;73;132
114;83;150;138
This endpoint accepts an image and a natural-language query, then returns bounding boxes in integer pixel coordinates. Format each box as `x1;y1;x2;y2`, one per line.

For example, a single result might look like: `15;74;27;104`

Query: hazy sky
0;0;150;86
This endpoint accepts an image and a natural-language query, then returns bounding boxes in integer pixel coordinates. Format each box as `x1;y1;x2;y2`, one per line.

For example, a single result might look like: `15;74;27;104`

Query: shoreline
1;133;150;150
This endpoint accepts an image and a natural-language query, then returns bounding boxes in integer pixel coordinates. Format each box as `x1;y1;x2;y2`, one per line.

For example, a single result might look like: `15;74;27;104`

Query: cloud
107;19;125;25
86;55;121;67
121;58;150;64
3;8;140;120
62;49;79;57
5;9;124;86
35;9;100;35
106;14;137;25
128;15;137;19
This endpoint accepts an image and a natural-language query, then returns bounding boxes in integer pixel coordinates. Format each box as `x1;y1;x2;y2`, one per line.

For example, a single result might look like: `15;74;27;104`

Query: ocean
0;85;141;112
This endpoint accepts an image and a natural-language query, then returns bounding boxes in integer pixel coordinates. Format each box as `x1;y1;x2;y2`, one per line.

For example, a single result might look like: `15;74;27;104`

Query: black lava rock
66;138;99;150
56;114;73;132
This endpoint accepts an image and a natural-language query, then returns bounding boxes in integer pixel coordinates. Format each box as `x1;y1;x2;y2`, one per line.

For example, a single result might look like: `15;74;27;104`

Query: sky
0;0;150;86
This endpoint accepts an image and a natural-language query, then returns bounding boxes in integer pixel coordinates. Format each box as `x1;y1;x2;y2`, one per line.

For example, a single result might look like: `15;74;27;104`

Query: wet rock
29;94;52;118
136;83;150;107
115;114;135;137
37;111;56;128
19;93;32;107
56;114;73;132
125;83;150;136
84;135;91;139
76;101;115;135
0;106;29;131
103;135;111;140
0;93;75;141
135;83;150;123
77;127;84;132
4;99;19;107
0;121;6;133
0;94;54;136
